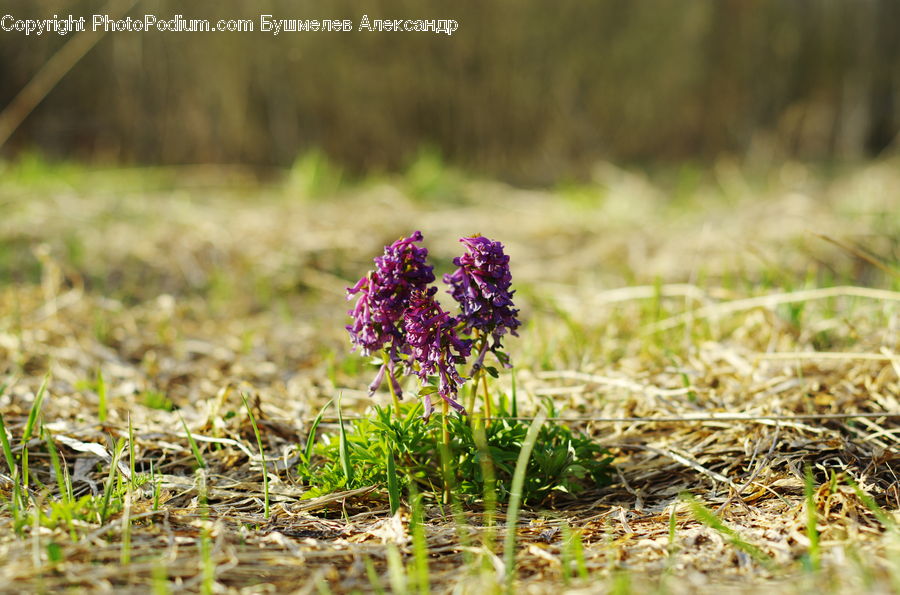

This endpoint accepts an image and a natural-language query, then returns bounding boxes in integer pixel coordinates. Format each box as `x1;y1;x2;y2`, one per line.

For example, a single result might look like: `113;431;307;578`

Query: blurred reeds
0;0;897;182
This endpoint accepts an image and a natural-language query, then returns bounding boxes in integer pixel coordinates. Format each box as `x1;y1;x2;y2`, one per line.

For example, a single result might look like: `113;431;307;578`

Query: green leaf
337;397;354;485
46;542;64;563
305;399;333;464
178;413;206;469
23;374;50;442
0;412;17;480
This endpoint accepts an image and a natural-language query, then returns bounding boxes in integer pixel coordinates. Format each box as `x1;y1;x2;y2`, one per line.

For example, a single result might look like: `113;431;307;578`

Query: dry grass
0;157;899;593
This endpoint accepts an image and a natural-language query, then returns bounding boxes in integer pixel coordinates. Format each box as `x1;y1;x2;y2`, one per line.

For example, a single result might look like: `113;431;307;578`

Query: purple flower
444;235;520;369
403;289;472;419
347;231;435;395
346;273;390;355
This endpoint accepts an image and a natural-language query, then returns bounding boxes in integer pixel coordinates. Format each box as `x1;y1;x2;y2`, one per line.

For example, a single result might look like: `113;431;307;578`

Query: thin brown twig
717;422;782;514
812;232;900;280
0;0;139;148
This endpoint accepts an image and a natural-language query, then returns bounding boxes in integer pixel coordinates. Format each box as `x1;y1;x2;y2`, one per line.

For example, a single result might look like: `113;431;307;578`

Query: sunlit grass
0;158;897;592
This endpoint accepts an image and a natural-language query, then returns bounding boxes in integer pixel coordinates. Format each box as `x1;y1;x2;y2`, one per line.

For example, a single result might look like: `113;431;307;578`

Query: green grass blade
510;369;518;418
178;413;206;469
559;522;574;585
364;555;386;595
23;374;49;442
240;392;270;519
315;578;334;595
385;543;407;595
386;445;400;515
121;489;133;564
151;460;161;511
681;493;774;570
42;426;69;502
668;505;678;553
128;414;136;492
847;477;896;530
305;399;333;463
152;559;171;594
100;438;126;523
336;397;354;485
0;411;23;530
473;420;496;532
96;369;107;423
610;570;632;595
804;466;820;572
503;411;547;591
559;521;589;582
200;524;214;595
21;447;30;491
436;440;472;564
195;466;214;594
408;479;430;595
0;412;18;481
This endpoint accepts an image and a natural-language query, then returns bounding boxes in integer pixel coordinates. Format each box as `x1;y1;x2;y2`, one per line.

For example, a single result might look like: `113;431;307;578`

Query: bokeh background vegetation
2;4;900;592
1;0;898;182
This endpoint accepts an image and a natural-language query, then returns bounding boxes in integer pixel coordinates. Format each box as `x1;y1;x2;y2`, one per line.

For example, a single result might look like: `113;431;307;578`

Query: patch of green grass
403;147;465;204
299;398;612;506
141;390;176;412
288;149;346;199
42;427;76;541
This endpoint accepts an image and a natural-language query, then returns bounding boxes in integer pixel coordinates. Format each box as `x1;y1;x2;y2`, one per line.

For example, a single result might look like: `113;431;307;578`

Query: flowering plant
346;232;518;420
322;234;613;506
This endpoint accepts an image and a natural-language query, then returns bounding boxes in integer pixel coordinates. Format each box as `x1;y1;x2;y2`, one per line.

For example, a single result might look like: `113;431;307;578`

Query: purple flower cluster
403;289;471;419
346;231;434;396
444;236;519;338
346;231;519;419
444;236;519;370
346;231;434;352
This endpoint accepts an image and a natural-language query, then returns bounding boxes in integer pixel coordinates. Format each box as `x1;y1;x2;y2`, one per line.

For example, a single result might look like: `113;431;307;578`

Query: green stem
441;398;450;505
474;331;493;424
383;352;403;416
481;370;492;424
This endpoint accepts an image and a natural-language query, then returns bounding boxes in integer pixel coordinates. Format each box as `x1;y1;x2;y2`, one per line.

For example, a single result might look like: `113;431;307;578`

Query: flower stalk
382;352;403;415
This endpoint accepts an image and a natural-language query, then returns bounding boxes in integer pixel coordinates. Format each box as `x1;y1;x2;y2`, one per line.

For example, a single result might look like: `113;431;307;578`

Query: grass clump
298;400;612;505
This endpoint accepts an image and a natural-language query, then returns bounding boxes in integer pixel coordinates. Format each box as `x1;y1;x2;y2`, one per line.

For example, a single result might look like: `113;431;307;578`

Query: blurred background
1;0;898;183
